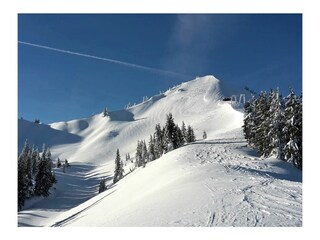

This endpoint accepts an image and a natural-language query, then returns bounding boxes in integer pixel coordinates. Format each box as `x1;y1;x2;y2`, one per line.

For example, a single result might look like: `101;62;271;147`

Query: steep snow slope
17;75;302;227
48;129;302;227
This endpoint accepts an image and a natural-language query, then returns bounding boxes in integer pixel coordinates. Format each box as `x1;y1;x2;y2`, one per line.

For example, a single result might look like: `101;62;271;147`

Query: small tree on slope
113;149;124;183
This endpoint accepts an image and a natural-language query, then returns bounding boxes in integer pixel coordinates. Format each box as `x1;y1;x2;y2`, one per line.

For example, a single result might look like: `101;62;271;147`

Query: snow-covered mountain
17;75;302;227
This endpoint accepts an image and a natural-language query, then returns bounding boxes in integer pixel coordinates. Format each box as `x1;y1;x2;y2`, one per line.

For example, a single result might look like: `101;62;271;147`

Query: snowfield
18;75;302;227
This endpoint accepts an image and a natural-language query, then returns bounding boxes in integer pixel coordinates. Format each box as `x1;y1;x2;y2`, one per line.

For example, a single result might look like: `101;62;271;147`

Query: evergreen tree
113;149;124;183
135;140;143;167
181;121;187;143
154;124;164;158
125;153;130;162
252;91;269;155
266;88;285;158
243;101;255;145
176;124;184;147
34;145;55;197
164;113;179;150
186;125;196;143
203;130;207;139
98;178;107;193
148;135;156;161
283;89;302;169
141;140;148;167
102;107;108;117
64;159;70;167
18;140;30;210
242;87;302;170
57;158;62;168
30;146;39;176
18;156;27;210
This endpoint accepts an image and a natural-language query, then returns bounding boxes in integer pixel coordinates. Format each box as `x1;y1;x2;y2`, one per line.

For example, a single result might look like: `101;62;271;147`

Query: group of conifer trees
18;140;57;210
243;88;302;169
135;113;196;168
97;113;198;192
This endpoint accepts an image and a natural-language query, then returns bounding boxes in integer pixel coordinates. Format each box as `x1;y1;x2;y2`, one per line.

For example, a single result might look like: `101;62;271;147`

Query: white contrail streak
18;41;188;78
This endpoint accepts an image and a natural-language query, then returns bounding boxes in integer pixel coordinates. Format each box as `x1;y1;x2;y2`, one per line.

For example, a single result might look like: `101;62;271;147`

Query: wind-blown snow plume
18;41;189;78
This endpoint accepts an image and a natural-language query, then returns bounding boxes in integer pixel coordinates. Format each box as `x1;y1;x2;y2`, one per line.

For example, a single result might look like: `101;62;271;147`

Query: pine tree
164;113;179;150
203;130;207;139
18;140;30;210
266;88;285;159
176;124;184;147
30;146;39;176
34;145;55;197
57;158;62;168
148;135;156;161
135;140;143;167
65;159;70;167
102;107;108;117
283;88;302;169
181;121;187;143
252;91;269;155
98;178;107;193
18;157;27;210
243;100;255;145
154;124;164;158
186;125;196;143
141;140;148;167
113;149;124;183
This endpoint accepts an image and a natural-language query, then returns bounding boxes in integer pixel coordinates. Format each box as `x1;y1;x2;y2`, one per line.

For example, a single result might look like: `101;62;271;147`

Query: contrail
18;41;189;78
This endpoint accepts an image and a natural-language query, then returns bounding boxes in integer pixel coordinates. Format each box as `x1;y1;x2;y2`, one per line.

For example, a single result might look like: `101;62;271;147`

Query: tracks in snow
193;137;302;227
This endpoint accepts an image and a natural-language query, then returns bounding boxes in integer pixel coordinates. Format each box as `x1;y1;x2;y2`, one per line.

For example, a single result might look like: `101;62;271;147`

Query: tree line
18;140;57;210
135;113;196;168
243;88;302;169
99;113;197;192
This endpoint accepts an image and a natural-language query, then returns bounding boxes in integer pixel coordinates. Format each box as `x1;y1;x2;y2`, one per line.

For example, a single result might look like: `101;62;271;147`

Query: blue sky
18;14;302;124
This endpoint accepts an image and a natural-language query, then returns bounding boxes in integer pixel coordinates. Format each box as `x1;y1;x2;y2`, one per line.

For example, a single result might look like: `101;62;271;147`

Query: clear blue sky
18;14;302;124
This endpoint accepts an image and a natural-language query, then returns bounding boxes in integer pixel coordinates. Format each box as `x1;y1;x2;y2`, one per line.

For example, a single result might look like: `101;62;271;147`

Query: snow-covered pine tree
295;93;302;169
181;121;187;143
283;88;302;169
266;88;285;159
141;140;148;167
154;124;164;158
113;149;124;183
164;113;179;150
34;145;55;197
252;91;269;156
30;146;39;176
186;125;196;143
243;100;256;146
148;135;156;161
176;124;184;147
135;140;143;167
18;140;30;210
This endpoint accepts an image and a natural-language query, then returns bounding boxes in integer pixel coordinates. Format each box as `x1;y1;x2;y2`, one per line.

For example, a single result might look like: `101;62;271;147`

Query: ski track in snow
194;137;302;227
44;135;301;227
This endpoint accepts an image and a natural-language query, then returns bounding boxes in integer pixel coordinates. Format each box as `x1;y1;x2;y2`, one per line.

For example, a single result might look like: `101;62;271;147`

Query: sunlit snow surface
18;76;302;227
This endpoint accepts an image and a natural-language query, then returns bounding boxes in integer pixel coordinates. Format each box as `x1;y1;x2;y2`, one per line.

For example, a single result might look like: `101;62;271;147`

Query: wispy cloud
165;14;242;75
18;41;188;78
